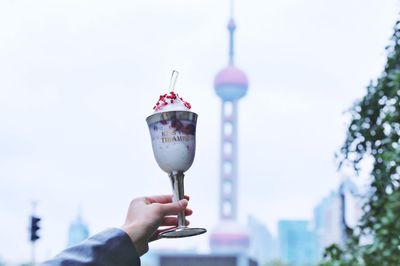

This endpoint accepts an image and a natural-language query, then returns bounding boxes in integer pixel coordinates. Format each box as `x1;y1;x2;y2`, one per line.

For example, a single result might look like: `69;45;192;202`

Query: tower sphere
214;65;248;101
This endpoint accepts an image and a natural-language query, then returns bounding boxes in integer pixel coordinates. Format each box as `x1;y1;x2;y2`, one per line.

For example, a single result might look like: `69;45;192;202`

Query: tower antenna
228;0;236;65
230;0;234;18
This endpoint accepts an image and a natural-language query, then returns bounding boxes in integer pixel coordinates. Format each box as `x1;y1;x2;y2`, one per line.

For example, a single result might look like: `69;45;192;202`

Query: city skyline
0;0;398;264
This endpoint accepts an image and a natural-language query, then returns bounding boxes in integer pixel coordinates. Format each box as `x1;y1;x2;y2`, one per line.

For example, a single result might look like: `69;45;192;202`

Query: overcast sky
0;0;398;263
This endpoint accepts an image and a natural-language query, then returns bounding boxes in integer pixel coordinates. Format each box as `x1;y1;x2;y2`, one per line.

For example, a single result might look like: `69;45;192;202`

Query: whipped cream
153;91;192;113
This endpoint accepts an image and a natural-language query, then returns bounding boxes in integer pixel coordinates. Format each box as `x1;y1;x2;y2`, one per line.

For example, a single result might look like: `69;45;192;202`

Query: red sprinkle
153;91;192;111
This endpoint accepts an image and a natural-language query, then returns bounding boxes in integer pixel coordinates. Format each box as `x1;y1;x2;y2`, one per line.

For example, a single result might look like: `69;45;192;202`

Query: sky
0;0;399;263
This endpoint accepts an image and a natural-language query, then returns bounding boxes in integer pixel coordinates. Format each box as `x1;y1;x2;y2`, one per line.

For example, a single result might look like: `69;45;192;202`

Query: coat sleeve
41;228;141;266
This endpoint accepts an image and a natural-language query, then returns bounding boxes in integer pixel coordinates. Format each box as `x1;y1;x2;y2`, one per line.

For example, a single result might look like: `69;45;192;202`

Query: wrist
121;223;148;256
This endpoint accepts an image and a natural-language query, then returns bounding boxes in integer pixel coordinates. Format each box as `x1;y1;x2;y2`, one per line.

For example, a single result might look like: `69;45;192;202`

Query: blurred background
0;0;398;265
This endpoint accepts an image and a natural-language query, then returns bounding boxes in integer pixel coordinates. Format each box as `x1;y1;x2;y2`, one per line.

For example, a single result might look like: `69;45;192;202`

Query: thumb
161;199;188;215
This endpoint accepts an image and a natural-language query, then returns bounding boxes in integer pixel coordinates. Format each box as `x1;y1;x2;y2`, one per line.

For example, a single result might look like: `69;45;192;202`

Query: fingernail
179;199;188;207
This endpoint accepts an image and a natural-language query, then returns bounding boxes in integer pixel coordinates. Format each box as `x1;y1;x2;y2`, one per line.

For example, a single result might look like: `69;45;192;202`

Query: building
313;181;362;257
248;216;279;264
313;192;341;257
67;209;89;247
143;251;257;266
278;220;318;266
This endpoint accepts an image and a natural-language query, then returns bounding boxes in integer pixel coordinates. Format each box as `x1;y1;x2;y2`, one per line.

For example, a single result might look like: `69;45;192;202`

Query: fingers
160;199;188;215
184;208;193;216
145;195;190;204
149;227;176;242
161;216;190;227
146;195;173;204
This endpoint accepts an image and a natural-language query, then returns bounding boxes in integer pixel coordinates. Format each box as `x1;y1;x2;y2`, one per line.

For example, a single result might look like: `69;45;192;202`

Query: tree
320;20;400;266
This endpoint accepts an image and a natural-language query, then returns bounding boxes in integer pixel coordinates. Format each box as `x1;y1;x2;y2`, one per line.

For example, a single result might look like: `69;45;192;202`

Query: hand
121;195;192;256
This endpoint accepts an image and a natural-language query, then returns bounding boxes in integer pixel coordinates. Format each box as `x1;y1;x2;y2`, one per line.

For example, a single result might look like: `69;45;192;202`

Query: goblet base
159;227;207;238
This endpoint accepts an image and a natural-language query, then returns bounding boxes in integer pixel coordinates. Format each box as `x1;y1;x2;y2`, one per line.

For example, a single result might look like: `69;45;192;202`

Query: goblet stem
169;171;186;228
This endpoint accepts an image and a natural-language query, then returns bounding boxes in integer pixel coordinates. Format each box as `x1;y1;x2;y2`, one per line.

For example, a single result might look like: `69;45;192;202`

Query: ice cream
153;91;192;113
146;87;206;238
146;91;197;173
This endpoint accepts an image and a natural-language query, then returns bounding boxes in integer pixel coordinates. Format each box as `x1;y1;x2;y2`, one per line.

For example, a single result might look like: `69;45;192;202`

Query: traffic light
30;215;41;242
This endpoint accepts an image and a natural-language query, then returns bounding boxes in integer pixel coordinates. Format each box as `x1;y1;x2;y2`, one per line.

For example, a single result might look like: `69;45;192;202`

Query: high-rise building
278;220;318;266
248;216;279;264
67;209;89;247
209;0;249;252
313;181;362;257
313;191;341;257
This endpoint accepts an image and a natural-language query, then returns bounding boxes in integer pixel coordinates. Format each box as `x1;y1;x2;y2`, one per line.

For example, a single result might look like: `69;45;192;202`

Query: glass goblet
146;110;207;238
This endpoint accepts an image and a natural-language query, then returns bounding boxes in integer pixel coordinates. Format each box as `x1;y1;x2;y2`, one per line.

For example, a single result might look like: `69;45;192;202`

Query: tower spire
228;0;236;65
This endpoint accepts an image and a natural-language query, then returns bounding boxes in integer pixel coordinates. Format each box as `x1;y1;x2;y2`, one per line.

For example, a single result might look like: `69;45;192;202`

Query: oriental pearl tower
210;0;249;252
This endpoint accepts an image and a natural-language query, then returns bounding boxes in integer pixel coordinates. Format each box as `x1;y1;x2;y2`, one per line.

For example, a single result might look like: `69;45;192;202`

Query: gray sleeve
41;228;140;266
